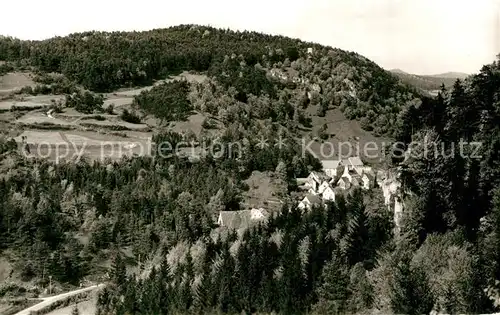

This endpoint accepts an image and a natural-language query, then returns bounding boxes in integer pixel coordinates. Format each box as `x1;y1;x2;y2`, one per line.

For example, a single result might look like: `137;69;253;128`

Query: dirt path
13;285;101;315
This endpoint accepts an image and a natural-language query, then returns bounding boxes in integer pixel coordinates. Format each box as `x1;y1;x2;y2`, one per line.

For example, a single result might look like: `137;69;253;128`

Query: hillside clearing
103;97;133;108
303;107;390;163
113;71;208;97
14;130;153;161
16;111;71;126
168;112;208;136
242;171;283;210
0;72;35;95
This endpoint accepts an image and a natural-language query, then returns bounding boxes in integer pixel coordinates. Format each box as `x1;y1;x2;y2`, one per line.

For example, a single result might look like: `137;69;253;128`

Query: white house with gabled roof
321;160;342;178
345;156;364;175
322;185;336;201
298;194;322;211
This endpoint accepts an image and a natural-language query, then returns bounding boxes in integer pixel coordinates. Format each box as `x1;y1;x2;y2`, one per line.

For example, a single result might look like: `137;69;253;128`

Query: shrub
134;80;191;121
105;104;115;115
66;91;103;114
201;117;217;129
120;109;141;124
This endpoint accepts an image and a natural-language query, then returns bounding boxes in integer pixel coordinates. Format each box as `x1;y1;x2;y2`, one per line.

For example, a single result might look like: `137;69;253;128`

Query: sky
0;0;498;75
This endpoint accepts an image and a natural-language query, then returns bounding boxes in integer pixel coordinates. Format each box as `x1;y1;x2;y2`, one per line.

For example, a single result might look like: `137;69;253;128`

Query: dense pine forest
0;25;420;136
0;25;500;314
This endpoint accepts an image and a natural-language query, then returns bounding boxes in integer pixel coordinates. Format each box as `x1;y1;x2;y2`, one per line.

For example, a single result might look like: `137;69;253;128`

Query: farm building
306;171;329;192
217;208;269;230
344;156;364;175
337;177;351;190
321;185;337;201
321;160;342;178
298;194;322;211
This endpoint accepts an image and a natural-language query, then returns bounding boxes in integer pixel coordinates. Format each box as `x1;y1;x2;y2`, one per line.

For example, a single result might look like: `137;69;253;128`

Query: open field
168;111;222;138
16;112;71;125
24;95;65;104
167;71;208;84
14;130;66;145
103;97;133;109
15;130;153;162
79;119;151;131
169;112;207;136
302;107;390;164
0;72;35;95
13;104;152;132
0;95;64;110
242;171;283;210
113;71;208;97
0;101;46;110
113;86;153;97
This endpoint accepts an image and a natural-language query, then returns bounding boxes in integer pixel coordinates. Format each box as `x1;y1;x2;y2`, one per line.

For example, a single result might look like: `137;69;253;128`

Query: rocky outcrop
379;169;405;235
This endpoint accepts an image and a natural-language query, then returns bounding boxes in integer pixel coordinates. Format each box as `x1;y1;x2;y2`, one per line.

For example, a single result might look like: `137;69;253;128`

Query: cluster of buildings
298;157;378;211
216;156;396;232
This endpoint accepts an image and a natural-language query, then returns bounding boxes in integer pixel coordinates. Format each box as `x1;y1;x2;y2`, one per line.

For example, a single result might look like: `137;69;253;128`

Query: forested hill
390;69;468;91
2;23;500;314
0;24;421;137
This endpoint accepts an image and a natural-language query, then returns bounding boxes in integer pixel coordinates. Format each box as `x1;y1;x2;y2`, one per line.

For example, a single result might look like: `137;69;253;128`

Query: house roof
218;209;268;230
304;194;322;205
376;170;387;180
351;174;362;185
351;174;362;180
347;169;358;176
338;177;350;185
310;171;329;182
323;185;335;193
321;160;341;170
348;156;364;167
320;180;331;186
363;172;375;181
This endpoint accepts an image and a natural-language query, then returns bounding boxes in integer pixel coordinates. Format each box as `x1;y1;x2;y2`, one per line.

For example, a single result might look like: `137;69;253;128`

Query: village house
344;156;364;175
318;180;331;194
297;158;378;208
217;208;269;230
321;160;342;178
298;194;322;211
337;177;351;190
361;171;375;190
376;170;387;187
306;171;329;193
350;173;362;187
321;185;337;201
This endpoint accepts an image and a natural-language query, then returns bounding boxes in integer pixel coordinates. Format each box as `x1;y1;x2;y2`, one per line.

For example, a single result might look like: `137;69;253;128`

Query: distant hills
389;69;469;92
427;71;469;79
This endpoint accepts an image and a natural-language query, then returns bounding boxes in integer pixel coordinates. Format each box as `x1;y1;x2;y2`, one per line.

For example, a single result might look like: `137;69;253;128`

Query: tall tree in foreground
390;253;434;315
313;252;351;315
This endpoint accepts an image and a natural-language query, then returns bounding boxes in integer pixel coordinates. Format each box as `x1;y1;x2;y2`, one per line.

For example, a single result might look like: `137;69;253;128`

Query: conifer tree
313;251;350;314
390;254;434;315
344;189;370;266
111;250;126;286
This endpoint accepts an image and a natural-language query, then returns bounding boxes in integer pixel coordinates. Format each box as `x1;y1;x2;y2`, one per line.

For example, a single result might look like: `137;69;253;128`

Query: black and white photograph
0;0;499;314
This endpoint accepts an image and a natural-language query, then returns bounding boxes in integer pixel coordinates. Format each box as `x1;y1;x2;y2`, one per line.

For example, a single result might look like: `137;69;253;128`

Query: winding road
14;285;101;315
